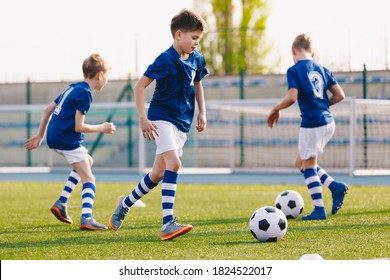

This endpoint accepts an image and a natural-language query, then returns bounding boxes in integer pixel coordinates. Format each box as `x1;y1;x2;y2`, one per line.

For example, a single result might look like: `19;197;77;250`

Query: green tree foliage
196;0;275;75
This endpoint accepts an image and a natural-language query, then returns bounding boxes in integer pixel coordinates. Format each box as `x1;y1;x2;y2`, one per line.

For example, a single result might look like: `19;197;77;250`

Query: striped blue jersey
144;45;208;133
46;81;92;150
287;59;338;128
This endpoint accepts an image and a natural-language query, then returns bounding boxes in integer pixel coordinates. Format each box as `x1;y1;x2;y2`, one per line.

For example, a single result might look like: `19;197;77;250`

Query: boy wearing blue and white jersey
25;54;116;230
47;82;92;150
267;34;348;220
145;45;208;133
109;9;208;240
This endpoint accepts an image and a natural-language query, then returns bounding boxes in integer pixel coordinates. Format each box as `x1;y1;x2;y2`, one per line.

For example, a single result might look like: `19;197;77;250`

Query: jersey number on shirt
308;71;324;99
54;87;73;115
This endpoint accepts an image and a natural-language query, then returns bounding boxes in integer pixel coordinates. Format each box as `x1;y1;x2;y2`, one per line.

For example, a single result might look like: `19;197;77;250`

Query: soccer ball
249;206;288;242
275;190;304;219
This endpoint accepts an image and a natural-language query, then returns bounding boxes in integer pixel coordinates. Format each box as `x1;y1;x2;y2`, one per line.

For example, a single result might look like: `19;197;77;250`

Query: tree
195;0;274;75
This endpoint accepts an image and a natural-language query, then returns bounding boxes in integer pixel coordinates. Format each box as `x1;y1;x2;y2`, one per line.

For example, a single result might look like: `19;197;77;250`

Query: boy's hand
196;112;207;132
24;134;43;150
102;122;116;134
267;109;280;128
139;117;159;140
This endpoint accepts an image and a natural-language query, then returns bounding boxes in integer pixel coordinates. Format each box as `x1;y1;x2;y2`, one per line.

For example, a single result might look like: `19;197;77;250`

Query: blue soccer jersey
144;46;208;133
46;81;92;150
287;60;338;128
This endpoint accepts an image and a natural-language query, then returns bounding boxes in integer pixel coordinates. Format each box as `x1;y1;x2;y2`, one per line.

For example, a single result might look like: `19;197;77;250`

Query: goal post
349;98;390;175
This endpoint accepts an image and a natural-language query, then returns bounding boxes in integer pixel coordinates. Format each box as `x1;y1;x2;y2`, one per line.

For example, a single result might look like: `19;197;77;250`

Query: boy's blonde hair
170;9;208;38
82;54;111;79
292;33;313;53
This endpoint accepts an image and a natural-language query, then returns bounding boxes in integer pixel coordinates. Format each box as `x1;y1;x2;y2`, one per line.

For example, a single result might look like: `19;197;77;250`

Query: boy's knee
169;159;181;172
151;171;164;183
80;176;95;186
295;156;302;170
88;155;93;166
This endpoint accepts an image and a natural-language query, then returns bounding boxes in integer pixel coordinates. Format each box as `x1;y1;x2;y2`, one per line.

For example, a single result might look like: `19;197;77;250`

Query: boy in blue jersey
109;9;208;240
24;53;116;230
267;34;348;220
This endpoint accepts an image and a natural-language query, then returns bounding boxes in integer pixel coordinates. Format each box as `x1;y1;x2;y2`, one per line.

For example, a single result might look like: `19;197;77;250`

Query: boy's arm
134;75;159;140
194;81;207;132
267;88;298;128
328;84;345;106
24;101;56;150
75;111;116;134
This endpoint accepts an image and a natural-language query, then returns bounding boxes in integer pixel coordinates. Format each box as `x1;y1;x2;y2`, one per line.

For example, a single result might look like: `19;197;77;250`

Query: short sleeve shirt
144;46;208;132
287;60;338;128
46;81;92;150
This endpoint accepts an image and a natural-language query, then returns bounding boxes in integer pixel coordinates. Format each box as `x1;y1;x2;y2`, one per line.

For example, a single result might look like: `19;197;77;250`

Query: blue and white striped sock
59;169;80;204
81;182;96;219
303;168;324;208
123;173;158;208
161;170;178;227
316;165;335;188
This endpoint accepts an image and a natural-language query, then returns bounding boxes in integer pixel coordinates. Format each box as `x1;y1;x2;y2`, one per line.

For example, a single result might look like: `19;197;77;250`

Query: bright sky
1;0;390;83
267;0;390;72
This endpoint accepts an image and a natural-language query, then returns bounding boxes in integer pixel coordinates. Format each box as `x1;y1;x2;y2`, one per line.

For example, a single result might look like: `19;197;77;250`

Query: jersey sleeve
286;67;299;90
53;95;61;104
75;88;92;115
194;55;208;82
144;53;170;80
326;68;338;89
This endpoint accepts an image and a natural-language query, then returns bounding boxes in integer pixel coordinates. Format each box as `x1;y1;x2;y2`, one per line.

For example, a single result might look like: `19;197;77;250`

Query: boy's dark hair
170;9;208;38
82;53;110;79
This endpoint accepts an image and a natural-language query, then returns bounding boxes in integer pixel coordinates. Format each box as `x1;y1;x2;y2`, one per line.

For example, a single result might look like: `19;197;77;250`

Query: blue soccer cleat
302;206;327;220
329;182;348;215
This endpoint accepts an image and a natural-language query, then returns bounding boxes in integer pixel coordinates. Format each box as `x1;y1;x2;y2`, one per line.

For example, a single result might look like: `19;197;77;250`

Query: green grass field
0;181;389;260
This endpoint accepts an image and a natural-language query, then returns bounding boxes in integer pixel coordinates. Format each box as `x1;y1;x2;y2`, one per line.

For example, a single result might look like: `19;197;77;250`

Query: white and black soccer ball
249;206;288;242
275;190;304;219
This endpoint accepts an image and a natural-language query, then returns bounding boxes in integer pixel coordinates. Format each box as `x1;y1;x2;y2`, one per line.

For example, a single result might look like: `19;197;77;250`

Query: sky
1;0;390;83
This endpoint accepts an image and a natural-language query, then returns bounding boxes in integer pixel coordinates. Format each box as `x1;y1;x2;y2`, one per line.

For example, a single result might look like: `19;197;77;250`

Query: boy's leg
50;169;80;224
78;181;107;230
151;124;192;240
302;167;327;220
162;170;178;226
298;126;328;220
161;169;192;240
109;173;158;230
317;165;348;214
72;159;107;230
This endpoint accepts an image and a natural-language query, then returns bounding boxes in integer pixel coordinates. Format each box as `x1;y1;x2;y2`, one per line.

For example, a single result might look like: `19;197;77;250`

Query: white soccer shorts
153;120;187;157
298;121;335;160
54;146;89;164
